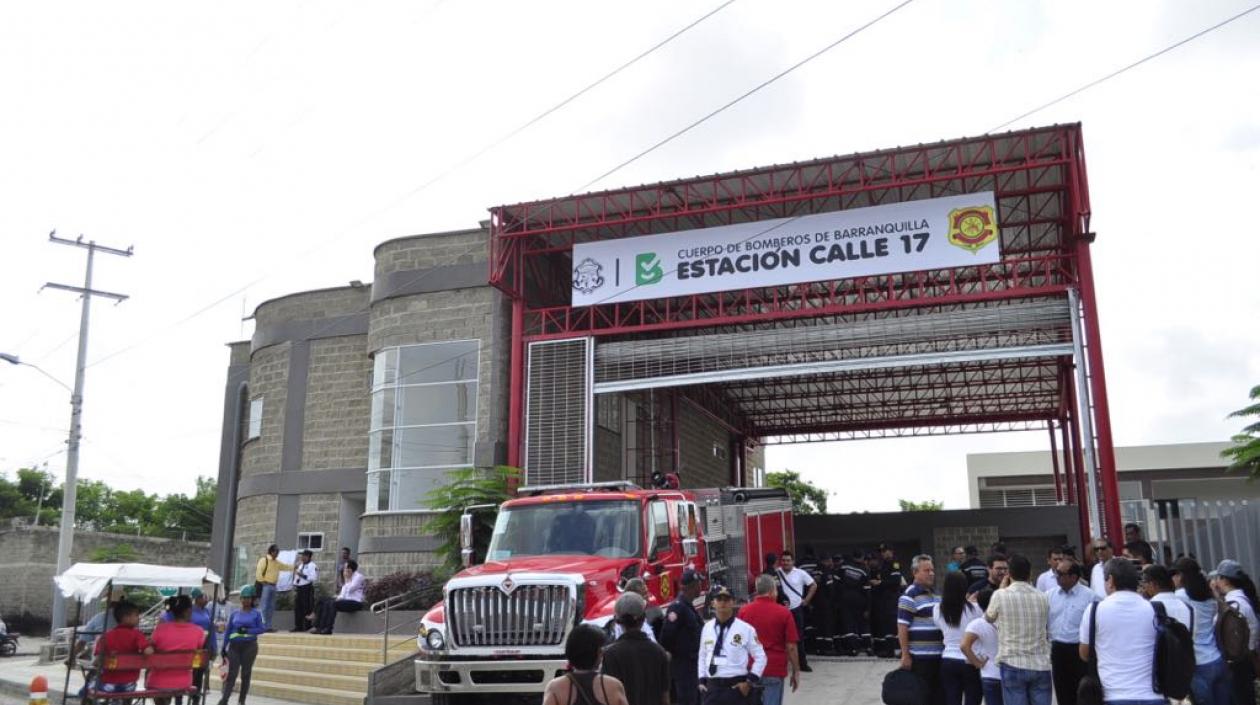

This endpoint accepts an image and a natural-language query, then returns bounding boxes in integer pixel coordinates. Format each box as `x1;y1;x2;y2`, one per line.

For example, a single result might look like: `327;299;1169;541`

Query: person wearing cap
291;549;319;633
613;578;657;643
602;593;670;705
698;585;766;704
220;585;266;705
738;574;800;705
1210;559;1260;705
660;569;705;705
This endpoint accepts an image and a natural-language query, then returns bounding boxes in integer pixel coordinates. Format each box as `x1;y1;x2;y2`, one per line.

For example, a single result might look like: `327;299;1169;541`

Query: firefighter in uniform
837;551;870;656
698;585;767;705
868;545;905;657
660;569;705;705
958;545;989;587
806;554;838;655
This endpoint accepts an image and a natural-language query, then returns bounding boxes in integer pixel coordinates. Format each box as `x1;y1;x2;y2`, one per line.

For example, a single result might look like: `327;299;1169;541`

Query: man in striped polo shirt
898;554;943;705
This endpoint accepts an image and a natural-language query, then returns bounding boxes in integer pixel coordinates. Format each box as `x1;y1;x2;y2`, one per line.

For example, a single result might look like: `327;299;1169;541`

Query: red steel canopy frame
489;123;1122;543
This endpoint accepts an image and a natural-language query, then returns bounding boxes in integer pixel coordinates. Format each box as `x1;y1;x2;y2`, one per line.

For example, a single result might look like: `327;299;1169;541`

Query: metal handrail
374;585;442;663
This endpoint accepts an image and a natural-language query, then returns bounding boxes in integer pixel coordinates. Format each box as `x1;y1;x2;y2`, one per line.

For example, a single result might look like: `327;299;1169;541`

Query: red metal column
1049;423;1063;503
507;296;525;470
1075;242;1122;543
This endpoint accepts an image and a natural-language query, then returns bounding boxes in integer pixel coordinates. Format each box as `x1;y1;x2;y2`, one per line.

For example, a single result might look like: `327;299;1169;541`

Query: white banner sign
570;191;1001;306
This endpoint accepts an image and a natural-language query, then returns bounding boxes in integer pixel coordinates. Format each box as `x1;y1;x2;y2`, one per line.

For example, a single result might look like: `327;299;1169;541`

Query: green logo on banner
635;252;663;285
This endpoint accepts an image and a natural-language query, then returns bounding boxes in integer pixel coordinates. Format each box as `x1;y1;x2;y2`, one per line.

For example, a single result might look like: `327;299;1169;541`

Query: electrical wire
574;0;918;193
988;3;1260;133
81;1;738;371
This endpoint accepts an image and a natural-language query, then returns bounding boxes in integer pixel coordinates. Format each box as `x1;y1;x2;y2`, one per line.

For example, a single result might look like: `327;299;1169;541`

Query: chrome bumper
414;656;568;694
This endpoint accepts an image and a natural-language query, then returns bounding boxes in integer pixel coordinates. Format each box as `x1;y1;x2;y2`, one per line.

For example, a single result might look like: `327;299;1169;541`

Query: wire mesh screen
525;338;591;486
595;299;1071;385
1126;499;1260;570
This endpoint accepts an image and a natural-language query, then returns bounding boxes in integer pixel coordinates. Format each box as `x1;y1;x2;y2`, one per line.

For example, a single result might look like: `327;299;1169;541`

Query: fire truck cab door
646;499;685;604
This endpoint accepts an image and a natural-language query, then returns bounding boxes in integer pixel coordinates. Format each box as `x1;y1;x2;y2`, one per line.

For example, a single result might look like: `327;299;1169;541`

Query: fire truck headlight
424;629;446;651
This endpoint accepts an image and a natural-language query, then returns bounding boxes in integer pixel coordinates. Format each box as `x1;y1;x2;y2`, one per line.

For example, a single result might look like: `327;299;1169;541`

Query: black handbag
882;668;927;705
1077;602;1104;705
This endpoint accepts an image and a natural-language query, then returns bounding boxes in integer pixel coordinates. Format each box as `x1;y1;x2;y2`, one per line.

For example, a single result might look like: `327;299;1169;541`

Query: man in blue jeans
985;554;1052;705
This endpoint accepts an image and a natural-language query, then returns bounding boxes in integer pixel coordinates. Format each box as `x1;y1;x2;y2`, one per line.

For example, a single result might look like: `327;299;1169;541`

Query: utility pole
43;231;132;634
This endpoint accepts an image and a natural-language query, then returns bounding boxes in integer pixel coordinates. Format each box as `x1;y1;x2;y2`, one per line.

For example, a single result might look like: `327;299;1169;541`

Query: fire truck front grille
447;584;573;648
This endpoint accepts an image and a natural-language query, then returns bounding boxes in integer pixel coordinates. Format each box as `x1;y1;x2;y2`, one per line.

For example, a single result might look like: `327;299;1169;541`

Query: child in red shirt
94;601;154;694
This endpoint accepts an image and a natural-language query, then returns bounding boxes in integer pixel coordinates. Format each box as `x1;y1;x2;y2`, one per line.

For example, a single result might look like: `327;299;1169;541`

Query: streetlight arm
0;353;75;393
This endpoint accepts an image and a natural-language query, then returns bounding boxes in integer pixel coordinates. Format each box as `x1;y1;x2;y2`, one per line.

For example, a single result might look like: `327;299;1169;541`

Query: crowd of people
543;532;1258;705
889;530;1259;705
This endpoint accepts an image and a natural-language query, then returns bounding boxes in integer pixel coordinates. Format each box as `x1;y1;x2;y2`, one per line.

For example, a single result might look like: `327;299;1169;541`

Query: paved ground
0;638;888;705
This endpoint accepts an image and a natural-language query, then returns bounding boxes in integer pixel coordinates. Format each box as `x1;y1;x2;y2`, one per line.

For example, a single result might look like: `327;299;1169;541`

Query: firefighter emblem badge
946;205;999;253
660;573;672;600
732;633;743;645
572;258;605;295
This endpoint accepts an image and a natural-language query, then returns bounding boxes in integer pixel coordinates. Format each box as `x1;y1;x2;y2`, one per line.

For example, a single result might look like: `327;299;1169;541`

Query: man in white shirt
1078;558;1164;705
1141;564;1191;630
697;585;767;703
1034;546;1064;593
775;550;817;673
1087;539;1114;599
1047;560;1097;705
291;549;319;633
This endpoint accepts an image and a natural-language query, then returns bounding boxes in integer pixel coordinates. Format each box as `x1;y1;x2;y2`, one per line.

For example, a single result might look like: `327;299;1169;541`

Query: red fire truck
413;481;793;703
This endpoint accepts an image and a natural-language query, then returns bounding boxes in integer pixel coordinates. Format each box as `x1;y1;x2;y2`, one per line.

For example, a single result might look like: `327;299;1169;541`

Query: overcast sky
2;0;1257;513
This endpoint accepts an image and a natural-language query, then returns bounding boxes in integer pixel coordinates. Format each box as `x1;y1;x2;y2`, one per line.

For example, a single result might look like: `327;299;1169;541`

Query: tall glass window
368;340;479;512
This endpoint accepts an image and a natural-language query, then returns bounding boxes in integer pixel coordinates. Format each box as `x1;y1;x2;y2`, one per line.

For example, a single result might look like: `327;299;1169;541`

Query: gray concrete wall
0;526;210;628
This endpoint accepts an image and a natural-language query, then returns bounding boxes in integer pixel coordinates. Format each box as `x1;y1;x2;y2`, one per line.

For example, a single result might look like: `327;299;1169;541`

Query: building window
297;532;324;551
247;397;264;440
368;340;479;512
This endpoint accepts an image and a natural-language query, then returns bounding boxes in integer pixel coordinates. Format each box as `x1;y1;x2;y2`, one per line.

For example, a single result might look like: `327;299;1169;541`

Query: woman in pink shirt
147;595;208;704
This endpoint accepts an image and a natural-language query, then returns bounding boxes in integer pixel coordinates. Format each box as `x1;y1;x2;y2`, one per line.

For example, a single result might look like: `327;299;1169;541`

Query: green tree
765;470;828;515
898;499;944;512
90;543;139;562
153;476;216;539
0;467;60;525
423;466;520;572
1222;384;1260;480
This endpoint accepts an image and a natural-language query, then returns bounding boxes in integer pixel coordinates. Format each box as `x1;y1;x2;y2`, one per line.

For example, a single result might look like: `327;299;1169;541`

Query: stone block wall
932;525;1000;569
373;229;487;276
677;399;732;489
232;494;279;580
302;335;371;471
241;342;289;478
298;493;343;593
0;527;210;628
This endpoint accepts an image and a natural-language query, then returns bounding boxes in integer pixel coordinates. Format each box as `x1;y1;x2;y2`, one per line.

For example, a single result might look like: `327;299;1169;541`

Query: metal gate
1126;499;1260;570
523;338;593;486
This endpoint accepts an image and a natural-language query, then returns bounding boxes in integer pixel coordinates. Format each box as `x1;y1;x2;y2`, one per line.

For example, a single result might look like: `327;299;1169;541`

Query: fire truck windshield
486;500;642;560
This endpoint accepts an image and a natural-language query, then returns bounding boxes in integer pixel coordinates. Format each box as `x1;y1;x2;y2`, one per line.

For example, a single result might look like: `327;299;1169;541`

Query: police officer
837;551;870;656
868;544;905;658
807;554;838;655
698;585;767;705
660;569;705;705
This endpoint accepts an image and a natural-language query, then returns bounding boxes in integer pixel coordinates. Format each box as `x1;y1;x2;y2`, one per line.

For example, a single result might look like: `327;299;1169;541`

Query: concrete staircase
248;633;416;705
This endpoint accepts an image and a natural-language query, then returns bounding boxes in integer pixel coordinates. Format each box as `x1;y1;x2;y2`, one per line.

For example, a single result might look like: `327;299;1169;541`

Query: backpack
1151;601;1195;700
1216;599;1252;664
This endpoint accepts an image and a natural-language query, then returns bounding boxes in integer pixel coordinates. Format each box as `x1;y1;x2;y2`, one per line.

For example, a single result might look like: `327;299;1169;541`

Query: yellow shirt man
255;548;293;585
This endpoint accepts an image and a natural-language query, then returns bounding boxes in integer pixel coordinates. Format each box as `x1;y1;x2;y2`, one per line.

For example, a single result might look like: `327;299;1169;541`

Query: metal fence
1123;498;1260;571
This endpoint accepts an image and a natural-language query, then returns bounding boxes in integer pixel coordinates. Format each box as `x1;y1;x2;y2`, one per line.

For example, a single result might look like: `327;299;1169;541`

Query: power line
83;4;736;371
574;0;918;193
988;3;1260;133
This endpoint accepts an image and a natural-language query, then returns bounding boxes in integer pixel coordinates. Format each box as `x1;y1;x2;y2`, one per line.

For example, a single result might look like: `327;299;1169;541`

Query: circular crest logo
572;257;605;295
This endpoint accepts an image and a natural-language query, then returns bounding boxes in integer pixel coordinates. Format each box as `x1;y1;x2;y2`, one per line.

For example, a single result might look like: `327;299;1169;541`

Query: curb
0;675;70;703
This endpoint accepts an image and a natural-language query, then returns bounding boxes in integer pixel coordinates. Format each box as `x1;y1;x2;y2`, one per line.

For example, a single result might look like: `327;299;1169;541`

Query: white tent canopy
55;562;222;603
